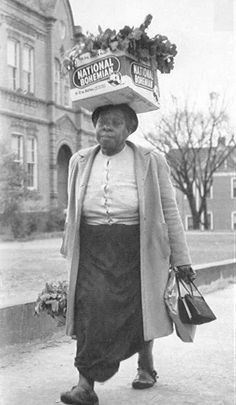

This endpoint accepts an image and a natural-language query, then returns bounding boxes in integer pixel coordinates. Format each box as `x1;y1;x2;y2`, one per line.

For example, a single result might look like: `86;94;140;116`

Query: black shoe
132;368;158;389
60;385;99;405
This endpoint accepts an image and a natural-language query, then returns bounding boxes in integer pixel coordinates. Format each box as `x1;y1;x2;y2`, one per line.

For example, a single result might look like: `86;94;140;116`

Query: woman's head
92;104;138;134
92;104;138;156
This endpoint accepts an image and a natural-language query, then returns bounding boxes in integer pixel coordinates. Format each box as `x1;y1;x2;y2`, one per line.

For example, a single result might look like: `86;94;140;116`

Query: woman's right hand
176;265;196;284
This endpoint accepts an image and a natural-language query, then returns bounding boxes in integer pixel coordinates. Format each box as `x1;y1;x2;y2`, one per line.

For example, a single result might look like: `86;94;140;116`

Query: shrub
0;147;42;238
46;208;65;232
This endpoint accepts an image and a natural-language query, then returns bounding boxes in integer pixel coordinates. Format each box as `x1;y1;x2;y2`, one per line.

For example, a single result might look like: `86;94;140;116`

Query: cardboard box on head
69;51;160;113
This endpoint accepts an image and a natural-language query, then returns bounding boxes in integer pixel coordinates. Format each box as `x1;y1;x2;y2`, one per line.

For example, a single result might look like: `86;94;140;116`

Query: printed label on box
130;62;154;90
72;56;120;88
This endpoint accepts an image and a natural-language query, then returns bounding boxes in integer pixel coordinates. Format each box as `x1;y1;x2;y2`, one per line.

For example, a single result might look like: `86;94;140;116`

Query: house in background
176;150;236;231
0;0;95;219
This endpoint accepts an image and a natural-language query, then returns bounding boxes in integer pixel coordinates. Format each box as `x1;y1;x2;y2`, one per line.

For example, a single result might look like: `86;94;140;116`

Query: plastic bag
164;269;196;342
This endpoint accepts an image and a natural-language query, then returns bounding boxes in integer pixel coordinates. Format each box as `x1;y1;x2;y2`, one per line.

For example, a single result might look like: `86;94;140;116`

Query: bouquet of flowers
63;15;177;74
34;281;68;326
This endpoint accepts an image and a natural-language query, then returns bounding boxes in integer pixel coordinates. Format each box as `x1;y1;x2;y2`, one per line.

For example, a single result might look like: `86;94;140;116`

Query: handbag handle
176;275;204;299
175;275;190;298
177;277;193;294
188;280;204;298
175;275;181;296
174;266;203;298
173;267;192;296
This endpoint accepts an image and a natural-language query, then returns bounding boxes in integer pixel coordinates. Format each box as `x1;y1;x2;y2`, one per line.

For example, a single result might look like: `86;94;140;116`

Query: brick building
176;152;236;231
0;0;95;217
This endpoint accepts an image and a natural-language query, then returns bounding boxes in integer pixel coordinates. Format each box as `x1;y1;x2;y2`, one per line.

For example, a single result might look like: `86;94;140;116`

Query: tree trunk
187;194;201;230
192;214;201;230
202;198;209;230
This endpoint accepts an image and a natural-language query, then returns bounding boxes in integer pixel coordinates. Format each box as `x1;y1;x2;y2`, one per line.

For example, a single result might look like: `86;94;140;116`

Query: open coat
61;140;191;341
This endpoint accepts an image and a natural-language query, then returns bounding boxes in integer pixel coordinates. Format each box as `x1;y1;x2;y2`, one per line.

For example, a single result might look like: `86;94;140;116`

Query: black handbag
176;276;217;325
164;269;196;342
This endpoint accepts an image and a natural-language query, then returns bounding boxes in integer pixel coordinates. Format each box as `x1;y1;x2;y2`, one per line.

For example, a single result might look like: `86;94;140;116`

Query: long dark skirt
74;222;144;382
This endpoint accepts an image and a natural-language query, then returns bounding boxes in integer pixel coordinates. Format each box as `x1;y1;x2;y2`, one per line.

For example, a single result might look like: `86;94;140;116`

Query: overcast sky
69;0;235;130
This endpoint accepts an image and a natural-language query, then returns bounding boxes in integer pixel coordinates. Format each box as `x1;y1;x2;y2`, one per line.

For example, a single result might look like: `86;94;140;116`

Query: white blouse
82;144;139;225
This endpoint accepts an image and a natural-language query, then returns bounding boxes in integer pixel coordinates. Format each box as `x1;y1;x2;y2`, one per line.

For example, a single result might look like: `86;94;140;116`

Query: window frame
206;211;213;230
206;184;213;199
231;178;236;199
11;133;24;164
185;215;194;231
183;182;188;200
231;211;236;231
22;44;35;94
26;136;38;190
7;38;20;91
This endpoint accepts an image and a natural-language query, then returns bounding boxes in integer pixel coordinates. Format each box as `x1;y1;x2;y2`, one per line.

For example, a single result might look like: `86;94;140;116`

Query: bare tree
144;94;236;230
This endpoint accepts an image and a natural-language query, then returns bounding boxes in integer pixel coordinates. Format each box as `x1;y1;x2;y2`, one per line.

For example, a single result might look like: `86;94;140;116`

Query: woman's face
95;108;130;156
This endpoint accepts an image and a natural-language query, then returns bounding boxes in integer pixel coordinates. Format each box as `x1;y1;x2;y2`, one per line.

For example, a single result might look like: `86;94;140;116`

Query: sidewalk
0;285;235;405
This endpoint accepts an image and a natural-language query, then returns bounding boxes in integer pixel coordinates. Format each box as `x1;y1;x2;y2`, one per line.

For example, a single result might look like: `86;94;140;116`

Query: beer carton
69;51;160;113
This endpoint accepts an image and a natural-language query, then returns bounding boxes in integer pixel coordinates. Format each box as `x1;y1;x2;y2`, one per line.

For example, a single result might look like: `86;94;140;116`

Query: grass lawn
0;231;235;307
186;232;235;264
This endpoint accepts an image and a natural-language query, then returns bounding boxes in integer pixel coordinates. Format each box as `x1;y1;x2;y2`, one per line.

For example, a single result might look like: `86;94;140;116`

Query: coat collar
77;144;100;162
77;140;151;160
75;140;152;187
127;140;151;181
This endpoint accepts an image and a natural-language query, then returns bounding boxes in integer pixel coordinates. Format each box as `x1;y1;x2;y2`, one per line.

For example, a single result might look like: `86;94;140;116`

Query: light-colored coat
61;140;191;341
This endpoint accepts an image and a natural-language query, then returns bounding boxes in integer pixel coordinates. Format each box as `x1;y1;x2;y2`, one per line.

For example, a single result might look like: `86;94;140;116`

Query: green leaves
34;281;68;325
63;15;177;74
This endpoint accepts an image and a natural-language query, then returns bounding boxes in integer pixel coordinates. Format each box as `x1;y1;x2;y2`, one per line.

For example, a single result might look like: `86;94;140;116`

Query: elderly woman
60;103;194;405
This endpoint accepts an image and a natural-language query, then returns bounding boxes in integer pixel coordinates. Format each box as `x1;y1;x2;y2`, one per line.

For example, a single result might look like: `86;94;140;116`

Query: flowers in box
63;15;177;74
34;281;68;326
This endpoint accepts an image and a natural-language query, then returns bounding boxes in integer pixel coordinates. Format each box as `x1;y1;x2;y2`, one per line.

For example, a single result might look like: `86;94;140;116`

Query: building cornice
0;109;95;136
0;87;81;114
0;87;46;108
3;0;57;22
47;100;77;113
0;108;49;126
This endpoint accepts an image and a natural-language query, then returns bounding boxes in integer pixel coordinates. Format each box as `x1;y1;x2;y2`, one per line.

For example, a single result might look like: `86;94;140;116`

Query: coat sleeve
155;151;192;267
60;153;79;258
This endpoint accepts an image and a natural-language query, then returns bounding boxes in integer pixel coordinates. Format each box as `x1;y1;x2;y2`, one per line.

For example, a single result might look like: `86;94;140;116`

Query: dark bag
176;277;217;325
164;269;196;342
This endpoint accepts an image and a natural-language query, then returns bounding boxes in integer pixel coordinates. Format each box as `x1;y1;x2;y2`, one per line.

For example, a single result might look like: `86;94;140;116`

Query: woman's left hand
176;265;196;284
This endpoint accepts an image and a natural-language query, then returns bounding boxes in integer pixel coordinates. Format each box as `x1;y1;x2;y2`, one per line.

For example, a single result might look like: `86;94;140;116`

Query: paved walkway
0;286;235;405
